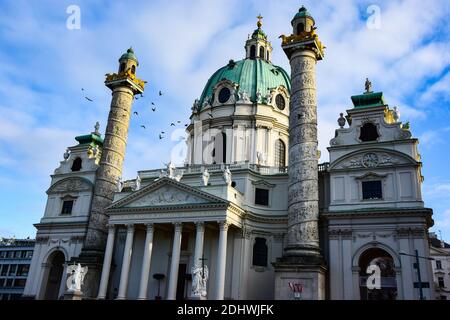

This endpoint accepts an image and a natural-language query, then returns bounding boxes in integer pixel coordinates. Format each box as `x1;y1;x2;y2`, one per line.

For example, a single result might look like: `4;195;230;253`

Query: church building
23;6;434;300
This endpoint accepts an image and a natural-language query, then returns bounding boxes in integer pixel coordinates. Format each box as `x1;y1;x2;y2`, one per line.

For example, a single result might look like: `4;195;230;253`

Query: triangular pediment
109;177;228;209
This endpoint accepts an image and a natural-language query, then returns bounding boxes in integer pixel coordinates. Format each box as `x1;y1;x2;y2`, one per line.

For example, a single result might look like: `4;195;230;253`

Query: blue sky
0;0;449;241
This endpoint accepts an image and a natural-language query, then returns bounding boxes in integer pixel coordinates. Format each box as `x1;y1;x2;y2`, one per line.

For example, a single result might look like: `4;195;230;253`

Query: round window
218;87;231;104
275;94;285;110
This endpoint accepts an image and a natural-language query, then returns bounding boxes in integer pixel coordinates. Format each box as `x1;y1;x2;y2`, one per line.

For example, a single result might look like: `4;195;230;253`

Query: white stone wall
326;214;434;300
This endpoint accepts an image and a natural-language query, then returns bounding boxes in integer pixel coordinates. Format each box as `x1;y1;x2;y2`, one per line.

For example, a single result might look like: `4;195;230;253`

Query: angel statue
202;168;210;186
66;263;88;293
164;161;176;179
116;176;123;192
134;175;141;191
223;166;232;186
191;263;209;299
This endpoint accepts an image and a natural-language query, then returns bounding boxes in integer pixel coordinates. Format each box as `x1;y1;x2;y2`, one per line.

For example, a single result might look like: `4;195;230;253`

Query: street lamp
399;249;434;300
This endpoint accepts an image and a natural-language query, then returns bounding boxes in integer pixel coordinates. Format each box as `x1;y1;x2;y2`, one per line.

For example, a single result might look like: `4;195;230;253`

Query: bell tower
273;6;327;300
76;47;145;298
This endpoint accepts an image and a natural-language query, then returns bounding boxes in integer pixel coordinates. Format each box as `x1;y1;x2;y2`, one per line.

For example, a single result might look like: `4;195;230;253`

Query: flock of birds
82;87;189;140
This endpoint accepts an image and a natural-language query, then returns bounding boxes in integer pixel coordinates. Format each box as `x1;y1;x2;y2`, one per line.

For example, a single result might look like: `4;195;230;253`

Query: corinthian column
138;223;154;300
167;223;183;300
215;221;229;300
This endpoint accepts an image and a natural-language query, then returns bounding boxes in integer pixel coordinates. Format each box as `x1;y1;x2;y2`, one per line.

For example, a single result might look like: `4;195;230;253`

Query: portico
96;177;244;300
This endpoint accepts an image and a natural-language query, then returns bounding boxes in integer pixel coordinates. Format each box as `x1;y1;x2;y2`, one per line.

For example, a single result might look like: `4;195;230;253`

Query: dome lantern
245;14;273;62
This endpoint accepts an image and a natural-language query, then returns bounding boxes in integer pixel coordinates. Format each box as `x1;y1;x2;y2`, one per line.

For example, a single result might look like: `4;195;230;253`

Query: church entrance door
43;251;65;300
176;263;187;300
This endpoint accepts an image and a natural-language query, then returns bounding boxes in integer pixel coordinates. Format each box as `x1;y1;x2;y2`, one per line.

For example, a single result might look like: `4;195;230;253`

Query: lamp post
399;250;434;300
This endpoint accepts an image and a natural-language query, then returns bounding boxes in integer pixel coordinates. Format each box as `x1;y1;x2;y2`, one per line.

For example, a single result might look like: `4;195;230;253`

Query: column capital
126;224;134;232
173;222;183;232
145;223;154;232
107;224;116;232
218;220;230;231
195;221;205;231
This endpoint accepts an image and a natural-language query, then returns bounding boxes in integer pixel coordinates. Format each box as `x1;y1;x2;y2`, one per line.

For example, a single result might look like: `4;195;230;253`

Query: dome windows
275;94;286;110
259;46;265;59
296;22;305;34
274;139;286;167
250;45;256;59
218;87;231;104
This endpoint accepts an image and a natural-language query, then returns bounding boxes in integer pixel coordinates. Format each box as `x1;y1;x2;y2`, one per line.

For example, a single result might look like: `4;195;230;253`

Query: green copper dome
199;58;290;108
119;47;138;64
292;6;314;24
251;27;267;40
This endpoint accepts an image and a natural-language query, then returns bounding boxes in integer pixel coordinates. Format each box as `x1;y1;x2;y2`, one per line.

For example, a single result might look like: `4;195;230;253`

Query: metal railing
138;162;329;179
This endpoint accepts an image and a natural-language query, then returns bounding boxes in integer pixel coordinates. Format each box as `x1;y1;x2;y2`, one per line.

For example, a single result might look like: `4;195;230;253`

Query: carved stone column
273;6;327;300
117;224;135;299
167;222;183;300
75;49;145;299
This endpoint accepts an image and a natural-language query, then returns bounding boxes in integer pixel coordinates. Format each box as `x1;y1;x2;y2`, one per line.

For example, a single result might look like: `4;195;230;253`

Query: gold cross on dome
257;14;263;28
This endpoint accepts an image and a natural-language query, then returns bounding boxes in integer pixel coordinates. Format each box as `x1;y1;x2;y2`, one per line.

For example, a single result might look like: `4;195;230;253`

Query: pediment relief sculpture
47;177;93;194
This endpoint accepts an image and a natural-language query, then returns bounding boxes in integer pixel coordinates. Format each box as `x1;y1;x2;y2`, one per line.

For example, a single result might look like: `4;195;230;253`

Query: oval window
218;87;231;104
275;94;285;110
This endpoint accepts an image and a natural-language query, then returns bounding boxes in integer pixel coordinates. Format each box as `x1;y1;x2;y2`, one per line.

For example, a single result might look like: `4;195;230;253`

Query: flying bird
159;90;163;96
151;102;155;105
133;111;139;116
81;88;84;91
170;123;175;126
141;125;146;129
151;108;156;112
184;124;188;127
159;134;164;139
85;96;93;102
177;120;181;123
161;131;165;134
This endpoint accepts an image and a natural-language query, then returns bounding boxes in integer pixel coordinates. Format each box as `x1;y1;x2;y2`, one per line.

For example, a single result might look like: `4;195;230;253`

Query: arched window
119;63;126;72
267;51;270;61
259;46;265;59
43;251;65;300
131;65;136;74
359;123;379;142
250;45;256;59
297;23;305;34
252;237;268;267
274;139;286;167
275;94;286;110
222;132;227;163
212;132;227;164
359;248;397;300
71;157;82;172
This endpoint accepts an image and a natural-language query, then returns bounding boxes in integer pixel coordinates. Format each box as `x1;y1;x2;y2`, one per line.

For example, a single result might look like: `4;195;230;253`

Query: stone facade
23;7;435;301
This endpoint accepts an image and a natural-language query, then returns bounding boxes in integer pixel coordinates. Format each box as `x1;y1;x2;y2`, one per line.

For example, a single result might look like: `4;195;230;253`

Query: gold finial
257;14;263;28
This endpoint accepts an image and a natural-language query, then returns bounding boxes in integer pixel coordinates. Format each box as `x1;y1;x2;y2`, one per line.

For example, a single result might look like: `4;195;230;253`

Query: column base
189;295;207;300
64;290;84;300
272;255;327;300
70;249;105;299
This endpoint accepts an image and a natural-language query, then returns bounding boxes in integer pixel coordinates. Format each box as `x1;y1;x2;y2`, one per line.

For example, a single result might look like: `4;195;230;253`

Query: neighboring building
0;237;35;300
23;6;435;300
429;232;450;300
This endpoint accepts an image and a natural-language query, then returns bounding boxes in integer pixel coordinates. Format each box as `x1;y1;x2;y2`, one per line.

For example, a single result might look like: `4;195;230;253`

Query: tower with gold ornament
273;6;326;300
75;47;145;298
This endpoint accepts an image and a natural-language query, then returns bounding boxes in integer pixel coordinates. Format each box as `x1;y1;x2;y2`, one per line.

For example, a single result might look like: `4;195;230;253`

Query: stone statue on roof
365;78;372;93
